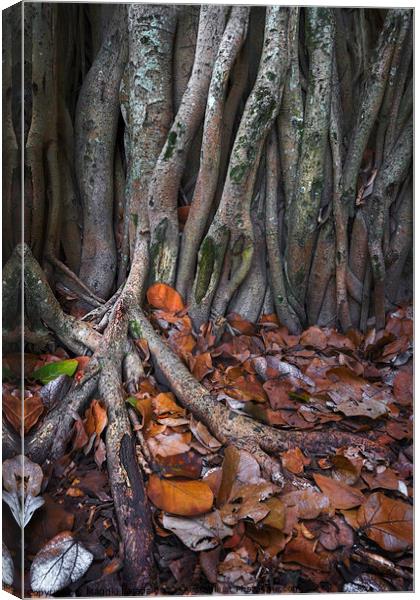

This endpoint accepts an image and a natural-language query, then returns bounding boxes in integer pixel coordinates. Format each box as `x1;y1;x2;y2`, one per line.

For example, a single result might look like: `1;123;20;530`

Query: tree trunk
4;4;412;596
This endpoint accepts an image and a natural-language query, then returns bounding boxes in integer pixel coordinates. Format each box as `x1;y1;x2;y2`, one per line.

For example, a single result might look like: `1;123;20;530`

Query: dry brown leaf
148;431;192;458
300;326;328;350
357;492;412;552
147;475;214;516
282;489;332;520
281;447;310;474
313;473;365;509
283;530;332;571
84;399;107;436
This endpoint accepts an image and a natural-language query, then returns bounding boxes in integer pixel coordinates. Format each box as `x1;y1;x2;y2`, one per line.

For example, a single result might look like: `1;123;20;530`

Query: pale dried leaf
3;455;43;496
30;532;93;593
162;511;232;551
3;490;45;527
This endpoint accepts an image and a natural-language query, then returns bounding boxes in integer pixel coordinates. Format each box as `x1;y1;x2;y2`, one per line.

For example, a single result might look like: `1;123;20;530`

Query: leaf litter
5;298;413;594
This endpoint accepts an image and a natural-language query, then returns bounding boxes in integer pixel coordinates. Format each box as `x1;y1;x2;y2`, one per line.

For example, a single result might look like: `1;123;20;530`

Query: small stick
128;407;153;475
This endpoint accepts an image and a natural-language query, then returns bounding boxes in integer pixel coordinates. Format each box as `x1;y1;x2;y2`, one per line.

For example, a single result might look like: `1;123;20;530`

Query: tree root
17;240;156;592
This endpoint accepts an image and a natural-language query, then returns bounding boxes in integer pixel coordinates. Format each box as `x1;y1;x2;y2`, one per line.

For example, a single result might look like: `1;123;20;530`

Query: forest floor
3;288;413;595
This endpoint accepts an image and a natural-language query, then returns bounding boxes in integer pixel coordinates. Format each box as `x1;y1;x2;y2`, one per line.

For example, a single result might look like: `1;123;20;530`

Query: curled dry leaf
162;511;233;551
2;542;14;586
217;446;261;507
190;416;222;451
147;474;214;516
357;492;412;552
147;282;185;313
84;399;107;437
30;531;93;594
313;473;365;510
3;455;43;496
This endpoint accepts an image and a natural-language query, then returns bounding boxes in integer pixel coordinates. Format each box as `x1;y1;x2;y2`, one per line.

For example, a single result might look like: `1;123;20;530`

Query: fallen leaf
313;473;365;509
162;511;233;551
282;489;332;519
283;530;332;571
300;326;328;350
84;400;107;436
3;455;43;496
261;497;286;530
357;492;412;552
32;359;78;384
281;448;310;474
148;431;192;458
147;283;185;313
393;370;413;406
3;389;44;434
30;532;93;594
147;475;214;516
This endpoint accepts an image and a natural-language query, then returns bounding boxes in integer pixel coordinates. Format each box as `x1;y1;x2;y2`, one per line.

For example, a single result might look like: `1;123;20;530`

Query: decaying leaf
147;475;214;516
30;532;93;593
162;511;232;551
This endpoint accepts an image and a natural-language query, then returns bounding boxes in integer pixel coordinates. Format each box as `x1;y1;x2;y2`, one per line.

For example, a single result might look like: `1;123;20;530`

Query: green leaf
126;396;138;409
32;359;78;384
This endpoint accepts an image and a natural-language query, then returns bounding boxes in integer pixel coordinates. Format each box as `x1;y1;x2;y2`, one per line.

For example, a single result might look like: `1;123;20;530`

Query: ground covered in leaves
3;287;413;595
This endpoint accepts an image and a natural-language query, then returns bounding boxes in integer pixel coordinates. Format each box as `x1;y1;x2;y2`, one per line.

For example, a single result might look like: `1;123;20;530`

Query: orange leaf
281;447;310;475
147;475;214;516
84;399;108;436
152;392;185;418
313;473;365;510
147;283;185;313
